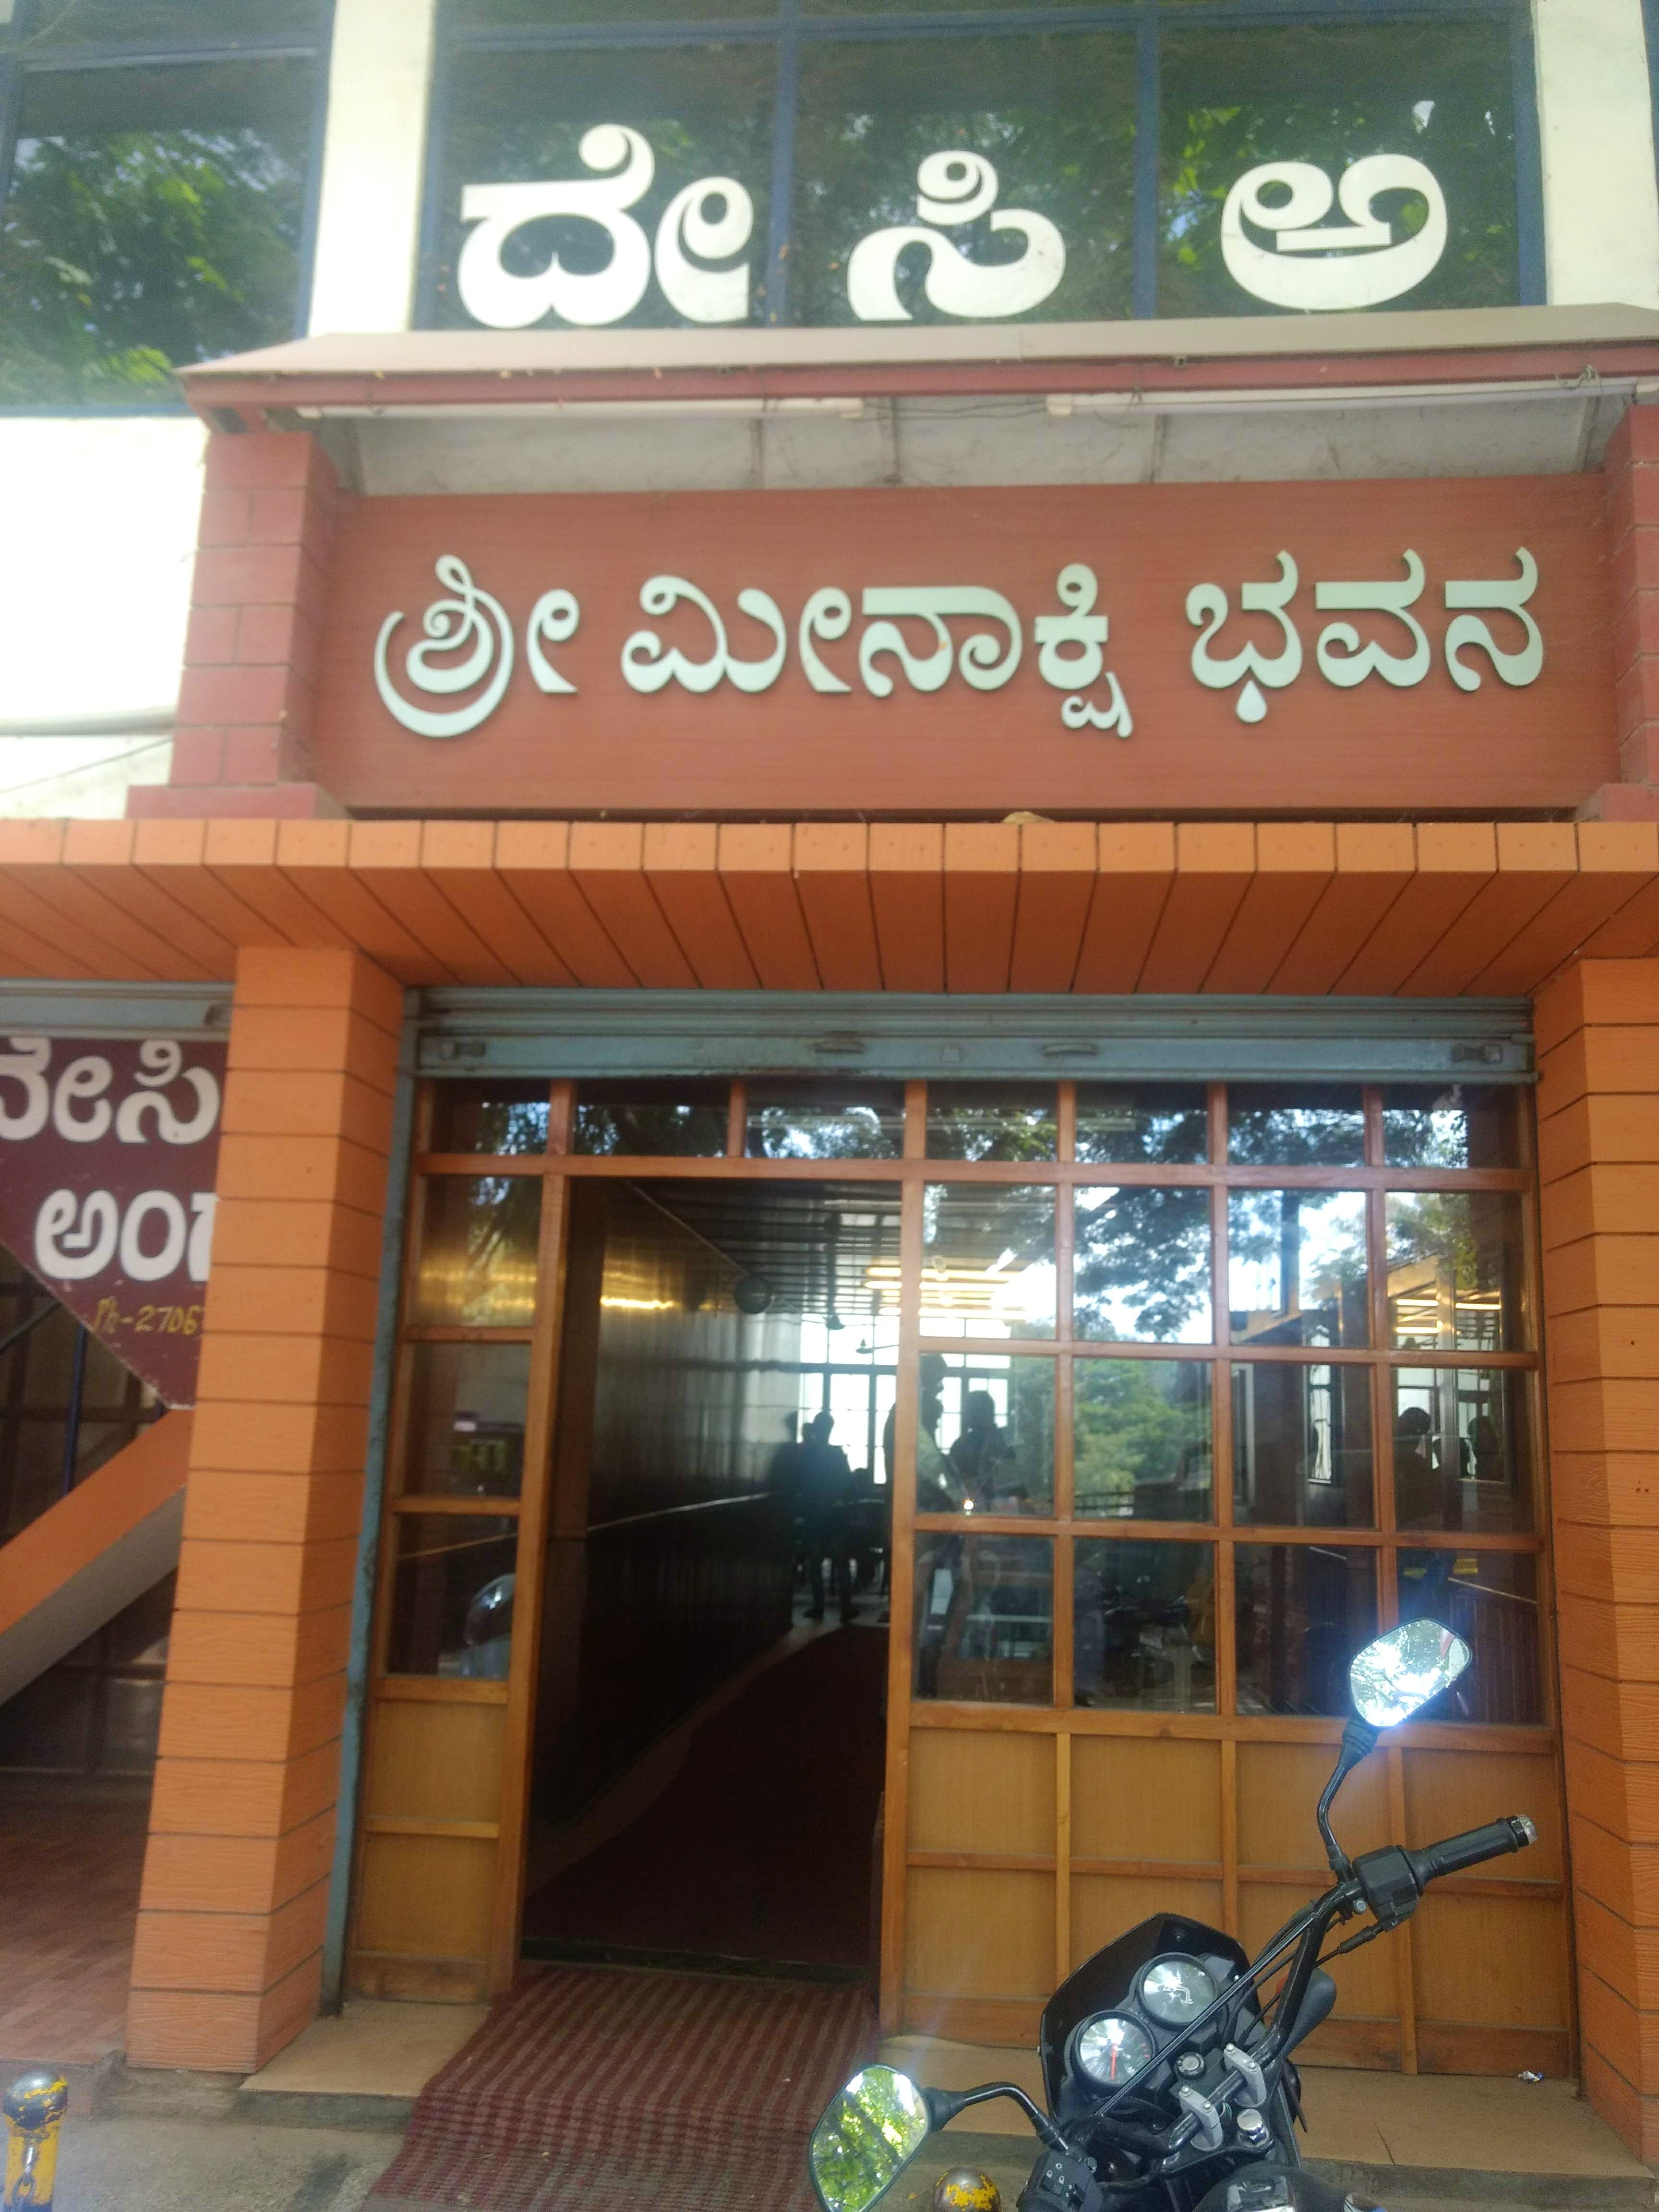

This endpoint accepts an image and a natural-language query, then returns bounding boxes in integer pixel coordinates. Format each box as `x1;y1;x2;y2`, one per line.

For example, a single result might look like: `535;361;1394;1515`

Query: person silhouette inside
1395;1403;1461;1622
798;1408;855;1623
950;1387;1019;1509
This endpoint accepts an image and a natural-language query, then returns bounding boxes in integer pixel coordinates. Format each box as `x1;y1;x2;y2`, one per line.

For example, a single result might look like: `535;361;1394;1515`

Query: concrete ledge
92;2059;414;2135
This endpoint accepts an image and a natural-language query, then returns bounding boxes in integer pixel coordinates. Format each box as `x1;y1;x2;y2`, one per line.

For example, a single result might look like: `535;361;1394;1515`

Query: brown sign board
313;477;1613;816
0;1035;225;1406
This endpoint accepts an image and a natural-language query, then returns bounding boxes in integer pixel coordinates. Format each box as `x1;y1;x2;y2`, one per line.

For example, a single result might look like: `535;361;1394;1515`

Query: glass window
432;45;775;331
926;1083;1056;1162
1235;1544;1378;1718
1075;1187;1213;1345
1074;1358;1212;1522
1386;1192;1526;1353
0;57;317;404
403;1343;531;1500
411;1176;542;1327
572;1080;728;1157
1382;1083;1523;1168
1157;19;1519;320
1075;1083;1208;1166
1073;1539;1216;1711
1391;1368;1531;1535
746;1078;904;1159
429;1081;550;1156
451;0;774;21
386;1514;520;1678
914;1531;1052;1704
1233;1361;1373;1528
922;1184;1056;1338
1228;1189;1369;1348
21;1;326;40
1396;1551;1539;1724
1227;1084;1364;1166
792;33;1136;329
919;1351;1055;1514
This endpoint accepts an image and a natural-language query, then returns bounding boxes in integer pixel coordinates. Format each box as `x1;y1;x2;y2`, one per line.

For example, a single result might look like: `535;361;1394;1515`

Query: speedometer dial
1073;2013;1154;2088
1138;1955;1220;2027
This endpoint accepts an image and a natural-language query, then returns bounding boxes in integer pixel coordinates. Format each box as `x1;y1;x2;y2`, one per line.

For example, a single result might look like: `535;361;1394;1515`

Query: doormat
368;1964;878;2212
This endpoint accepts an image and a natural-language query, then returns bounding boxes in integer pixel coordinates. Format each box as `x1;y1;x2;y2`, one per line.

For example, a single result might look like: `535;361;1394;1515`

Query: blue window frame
421;0;1544;333
0;0;333;411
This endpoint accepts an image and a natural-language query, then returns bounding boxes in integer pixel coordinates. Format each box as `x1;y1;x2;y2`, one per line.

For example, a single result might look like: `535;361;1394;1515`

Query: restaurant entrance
347;1046;1569;2076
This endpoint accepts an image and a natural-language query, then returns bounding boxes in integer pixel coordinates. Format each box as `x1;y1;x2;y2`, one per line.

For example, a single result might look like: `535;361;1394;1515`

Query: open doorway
520;1174;902;1981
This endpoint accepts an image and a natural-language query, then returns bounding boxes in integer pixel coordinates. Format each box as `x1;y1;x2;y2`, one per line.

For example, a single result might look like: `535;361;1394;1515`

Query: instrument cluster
1068;1954;1224;2092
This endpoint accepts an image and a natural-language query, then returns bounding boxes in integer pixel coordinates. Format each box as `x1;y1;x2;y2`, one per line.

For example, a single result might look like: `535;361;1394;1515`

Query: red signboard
0;1034;226;1406
312;477;1614;816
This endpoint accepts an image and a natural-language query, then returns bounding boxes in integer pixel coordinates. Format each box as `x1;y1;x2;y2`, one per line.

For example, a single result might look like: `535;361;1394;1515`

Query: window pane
1074;1539;1216;1711
1228;1189;1369;1348
1075;1187;1213;1344
791;34;1136;329
1382;1083;1523;1169
919;1351;1054;1514
1392;1368;1531;1535
808;0;1125;11
1074;1358;1212;1522
923;1184;1056;1339
387;1514;519;1677
1157;20;1518;320
926;1083;1056;1162
403;1343;530;1500
432;45;774;331
1386;1192;1526;1353
914;1531;1052;1704
1;59;316;404
1235;1544;1378;1718
451;0;774;20
1397;1551;1539;1724
23;1;325;39
573;1080;728;1156
429;1081;549;1156
412;1177;542;1326
1227;1084;1364;1166
1075;1083;1208;1166
746;1078;904;1159
1233;1362;1372;1528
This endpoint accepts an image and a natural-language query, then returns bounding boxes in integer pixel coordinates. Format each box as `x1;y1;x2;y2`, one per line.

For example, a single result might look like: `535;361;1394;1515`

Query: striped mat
369;1965;879;2212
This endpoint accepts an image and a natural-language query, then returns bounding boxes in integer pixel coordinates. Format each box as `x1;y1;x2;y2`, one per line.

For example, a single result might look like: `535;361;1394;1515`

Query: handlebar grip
1408;1815;1537;1886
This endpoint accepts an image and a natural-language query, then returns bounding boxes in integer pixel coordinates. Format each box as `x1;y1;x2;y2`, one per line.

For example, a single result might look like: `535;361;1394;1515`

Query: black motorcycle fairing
1038;1914;1255;2114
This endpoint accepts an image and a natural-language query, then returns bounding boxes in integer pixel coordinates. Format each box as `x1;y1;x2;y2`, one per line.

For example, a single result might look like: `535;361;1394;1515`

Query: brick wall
126;948;400;2072
130;432;345;822
1537;955;1659;2156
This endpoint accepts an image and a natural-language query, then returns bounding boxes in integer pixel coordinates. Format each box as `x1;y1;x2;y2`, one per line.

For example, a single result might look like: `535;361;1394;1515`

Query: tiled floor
0;1787;150;2070
879;2038;1652;2181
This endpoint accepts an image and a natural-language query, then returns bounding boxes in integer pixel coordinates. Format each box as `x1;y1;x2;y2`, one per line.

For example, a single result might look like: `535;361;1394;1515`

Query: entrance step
366;1964;877;2211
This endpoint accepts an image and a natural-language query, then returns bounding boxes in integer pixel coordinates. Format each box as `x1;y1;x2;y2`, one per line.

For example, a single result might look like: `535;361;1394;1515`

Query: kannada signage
0;1034;225;1406
313;478;1613;816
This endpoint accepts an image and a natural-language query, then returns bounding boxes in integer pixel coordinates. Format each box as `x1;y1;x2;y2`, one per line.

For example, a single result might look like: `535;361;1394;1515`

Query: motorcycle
808;1618;1536;2212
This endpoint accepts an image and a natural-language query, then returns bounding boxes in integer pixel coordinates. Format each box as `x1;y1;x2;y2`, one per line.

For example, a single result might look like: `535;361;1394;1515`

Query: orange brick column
127;947;402;2073
1537;956;1659;2156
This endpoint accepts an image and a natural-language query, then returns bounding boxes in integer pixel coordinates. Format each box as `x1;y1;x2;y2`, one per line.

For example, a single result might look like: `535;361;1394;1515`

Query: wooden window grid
358;1074;1565;2067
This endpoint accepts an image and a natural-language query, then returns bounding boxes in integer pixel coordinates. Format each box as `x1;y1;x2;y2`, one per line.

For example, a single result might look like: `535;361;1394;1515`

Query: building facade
7;0;1659;2167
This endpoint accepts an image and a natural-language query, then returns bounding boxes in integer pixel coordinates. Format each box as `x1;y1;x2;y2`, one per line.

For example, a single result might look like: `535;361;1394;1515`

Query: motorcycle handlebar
1407;1815;1537;1887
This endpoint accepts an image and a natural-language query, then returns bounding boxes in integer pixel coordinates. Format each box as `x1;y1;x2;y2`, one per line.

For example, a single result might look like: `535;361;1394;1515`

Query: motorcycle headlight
1072;2012;1154;2089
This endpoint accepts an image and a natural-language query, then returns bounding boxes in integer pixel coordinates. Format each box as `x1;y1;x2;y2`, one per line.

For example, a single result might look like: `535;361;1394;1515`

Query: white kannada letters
0;1037;221;1148
1188;548;1543;721
846;153;1066;323
375;556;520;737
457;126;756;330
35;1189;216;1284
1221;156;1448;311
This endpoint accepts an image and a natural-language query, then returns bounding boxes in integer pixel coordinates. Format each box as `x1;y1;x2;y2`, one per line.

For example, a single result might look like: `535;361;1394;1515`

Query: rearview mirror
1350;1619;1470;1728
810;2066;931;2212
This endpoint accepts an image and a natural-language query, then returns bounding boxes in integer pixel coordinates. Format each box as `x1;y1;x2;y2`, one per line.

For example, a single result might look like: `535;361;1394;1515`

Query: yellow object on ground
932;2166;1002;2212
3;2072;67;2210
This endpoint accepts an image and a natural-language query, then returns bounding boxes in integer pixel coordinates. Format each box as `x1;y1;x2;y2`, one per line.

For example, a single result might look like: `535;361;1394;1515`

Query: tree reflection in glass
1228;1189;1368;1348
1074;1187;1213;1344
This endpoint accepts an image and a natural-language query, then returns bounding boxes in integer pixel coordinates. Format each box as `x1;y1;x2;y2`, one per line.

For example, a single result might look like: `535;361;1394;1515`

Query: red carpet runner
369;1965;878;2212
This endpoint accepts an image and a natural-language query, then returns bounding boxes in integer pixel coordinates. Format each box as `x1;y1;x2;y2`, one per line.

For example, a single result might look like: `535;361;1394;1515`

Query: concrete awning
177;305;1659;423
0;816;1654;998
